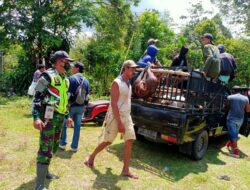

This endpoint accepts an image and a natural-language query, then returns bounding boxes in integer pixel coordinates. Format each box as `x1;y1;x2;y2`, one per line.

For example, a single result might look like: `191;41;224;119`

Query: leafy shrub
0;55;35;95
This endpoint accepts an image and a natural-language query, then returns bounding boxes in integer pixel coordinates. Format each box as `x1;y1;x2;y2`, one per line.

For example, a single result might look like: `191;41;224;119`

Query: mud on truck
131;68;250;160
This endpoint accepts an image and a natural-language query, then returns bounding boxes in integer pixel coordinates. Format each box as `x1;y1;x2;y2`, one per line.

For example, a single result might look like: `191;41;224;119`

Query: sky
132;0;218;22
132;0;219;32
83;0;220;36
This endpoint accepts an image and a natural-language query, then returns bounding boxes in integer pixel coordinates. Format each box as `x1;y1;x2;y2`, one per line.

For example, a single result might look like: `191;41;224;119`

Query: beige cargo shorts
101;112;136;143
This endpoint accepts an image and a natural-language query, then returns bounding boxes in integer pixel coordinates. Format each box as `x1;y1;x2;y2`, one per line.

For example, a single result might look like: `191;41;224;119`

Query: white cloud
132;0;218;27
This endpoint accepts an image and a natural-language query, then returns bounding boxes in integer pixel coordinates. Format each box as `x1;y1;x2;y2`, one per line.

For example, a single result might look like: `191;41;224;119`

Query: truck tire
191;130;208;160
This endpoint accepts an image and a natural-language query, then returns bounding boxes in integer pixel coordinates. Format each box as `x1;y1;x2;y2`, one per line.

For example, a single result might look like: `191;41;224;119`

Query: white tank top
111;75;131;115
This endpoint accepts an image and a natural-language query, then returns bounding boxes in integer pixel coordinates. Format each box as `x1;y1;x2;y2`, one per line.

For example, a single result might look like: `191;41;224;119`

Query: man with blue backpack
59;62;90;152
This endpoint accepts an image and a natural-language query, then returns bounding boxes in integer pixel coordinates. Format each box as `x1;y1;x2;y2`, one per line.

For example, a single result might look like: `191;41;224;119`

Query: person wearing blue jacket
137;38;161;68
217;44;237;84
59;62;90;152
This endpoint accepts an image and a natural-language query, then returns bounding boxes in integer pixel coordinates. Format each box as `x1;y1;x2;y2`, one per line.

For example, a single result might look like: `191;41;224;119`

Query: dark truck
131;68;250;160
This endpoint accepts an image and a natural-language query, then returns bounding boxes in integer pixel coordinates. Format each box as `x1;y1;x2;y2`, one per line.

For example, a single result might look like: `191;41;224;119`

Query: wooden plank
136;68;190;77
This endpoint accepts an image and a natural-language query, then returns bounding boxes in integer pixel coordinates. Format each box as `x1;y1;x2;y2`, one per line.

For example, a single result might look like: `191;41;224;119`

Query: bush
0;55;35;95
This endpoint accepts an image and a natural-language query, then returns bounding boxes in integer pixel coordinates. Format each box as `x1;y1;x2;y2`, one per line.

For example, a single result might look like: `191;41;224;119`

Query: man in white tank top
84;60;139;179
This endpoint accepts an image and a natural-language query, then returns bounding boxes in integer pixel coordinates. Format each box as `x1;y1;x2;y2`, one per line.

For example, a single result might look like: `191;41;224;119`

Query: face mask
64;63;71;71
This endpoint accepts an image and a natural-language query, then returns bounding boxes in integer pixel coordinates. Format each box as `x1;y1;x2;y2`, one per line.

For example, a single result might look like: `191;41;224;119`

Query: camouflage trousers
37;112;65;164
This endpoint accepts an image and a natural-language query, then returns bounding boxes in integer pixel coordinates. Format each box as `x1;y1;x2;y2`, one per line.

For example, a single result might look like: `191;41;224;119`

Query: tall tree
0;0;95;93
180;1;212;36
85;0;139;95
0;0;140;94
0;0;93;64
127;10;174;65
210;0;250;35
212;14;232;38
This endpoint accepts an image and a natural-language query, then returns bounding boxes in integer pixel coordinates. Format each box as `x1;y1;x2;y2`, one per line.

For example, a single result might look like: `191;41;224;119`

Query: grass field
0;96;250;190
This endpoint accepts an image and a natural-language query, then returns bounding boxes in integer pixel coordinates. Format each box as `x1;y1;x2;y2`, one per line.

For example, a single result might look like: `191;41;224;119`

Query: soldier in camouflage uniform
32;51;74;190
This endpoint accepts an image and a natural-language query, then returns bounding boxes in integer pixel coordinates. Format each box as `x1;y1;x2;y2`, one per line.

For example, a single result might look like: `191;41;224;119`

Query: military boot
35;163;48;190
46;171;59;180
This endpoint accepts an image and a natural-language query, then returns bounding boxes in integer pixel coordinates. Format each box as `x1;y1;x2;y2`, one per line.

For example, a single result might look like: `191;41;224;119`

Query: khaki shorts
102;113;136;143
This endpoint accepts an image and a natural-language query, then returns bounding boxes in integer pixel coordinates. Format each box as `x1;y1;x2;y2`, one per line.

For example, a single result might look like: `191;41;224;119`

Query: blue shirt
227;93;249;120
68;73;90;106
137;45;158;68
147;45;158;61
137;55;152;68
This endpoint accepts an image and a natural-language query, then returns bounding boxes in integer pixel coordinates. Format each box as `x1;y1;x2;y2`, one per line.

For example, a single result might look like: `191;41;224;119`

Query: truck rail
133;68;228;114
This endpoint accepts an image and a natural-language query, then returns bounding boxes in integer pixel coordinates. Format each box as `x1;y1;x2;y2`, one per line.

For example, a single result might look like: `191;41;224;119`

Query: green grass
0;96;250;190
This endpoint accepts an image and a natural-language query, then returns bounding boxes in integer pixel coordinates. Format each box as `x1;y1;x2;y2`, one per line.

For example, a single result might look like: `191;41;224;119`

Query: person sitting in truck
217;44;237;84
137;38;161;68
200;33;220;81
225;86;250;158
171;44;189;70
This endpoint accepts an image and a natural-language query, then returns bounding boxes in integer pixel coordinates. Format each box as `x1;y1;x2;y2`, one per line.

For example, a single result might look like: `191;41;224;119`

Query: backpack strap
73;76;84;95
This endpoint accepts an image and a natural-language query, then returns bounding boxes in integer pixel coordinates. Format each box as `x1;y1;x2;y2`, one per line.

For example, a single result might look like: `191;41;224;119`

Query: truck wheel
191;130;208;160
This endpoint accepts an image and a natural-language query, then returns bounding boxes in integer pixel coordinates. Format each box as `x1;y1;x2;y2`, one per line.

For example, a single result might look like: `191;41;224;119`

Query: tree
85;0;139;95
0;0;96;93
180;1;212;38
194;19;220;39
0;0;94;64
126;10;175;66
212;14;232;38
0;0;140;94
210;0;250;35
